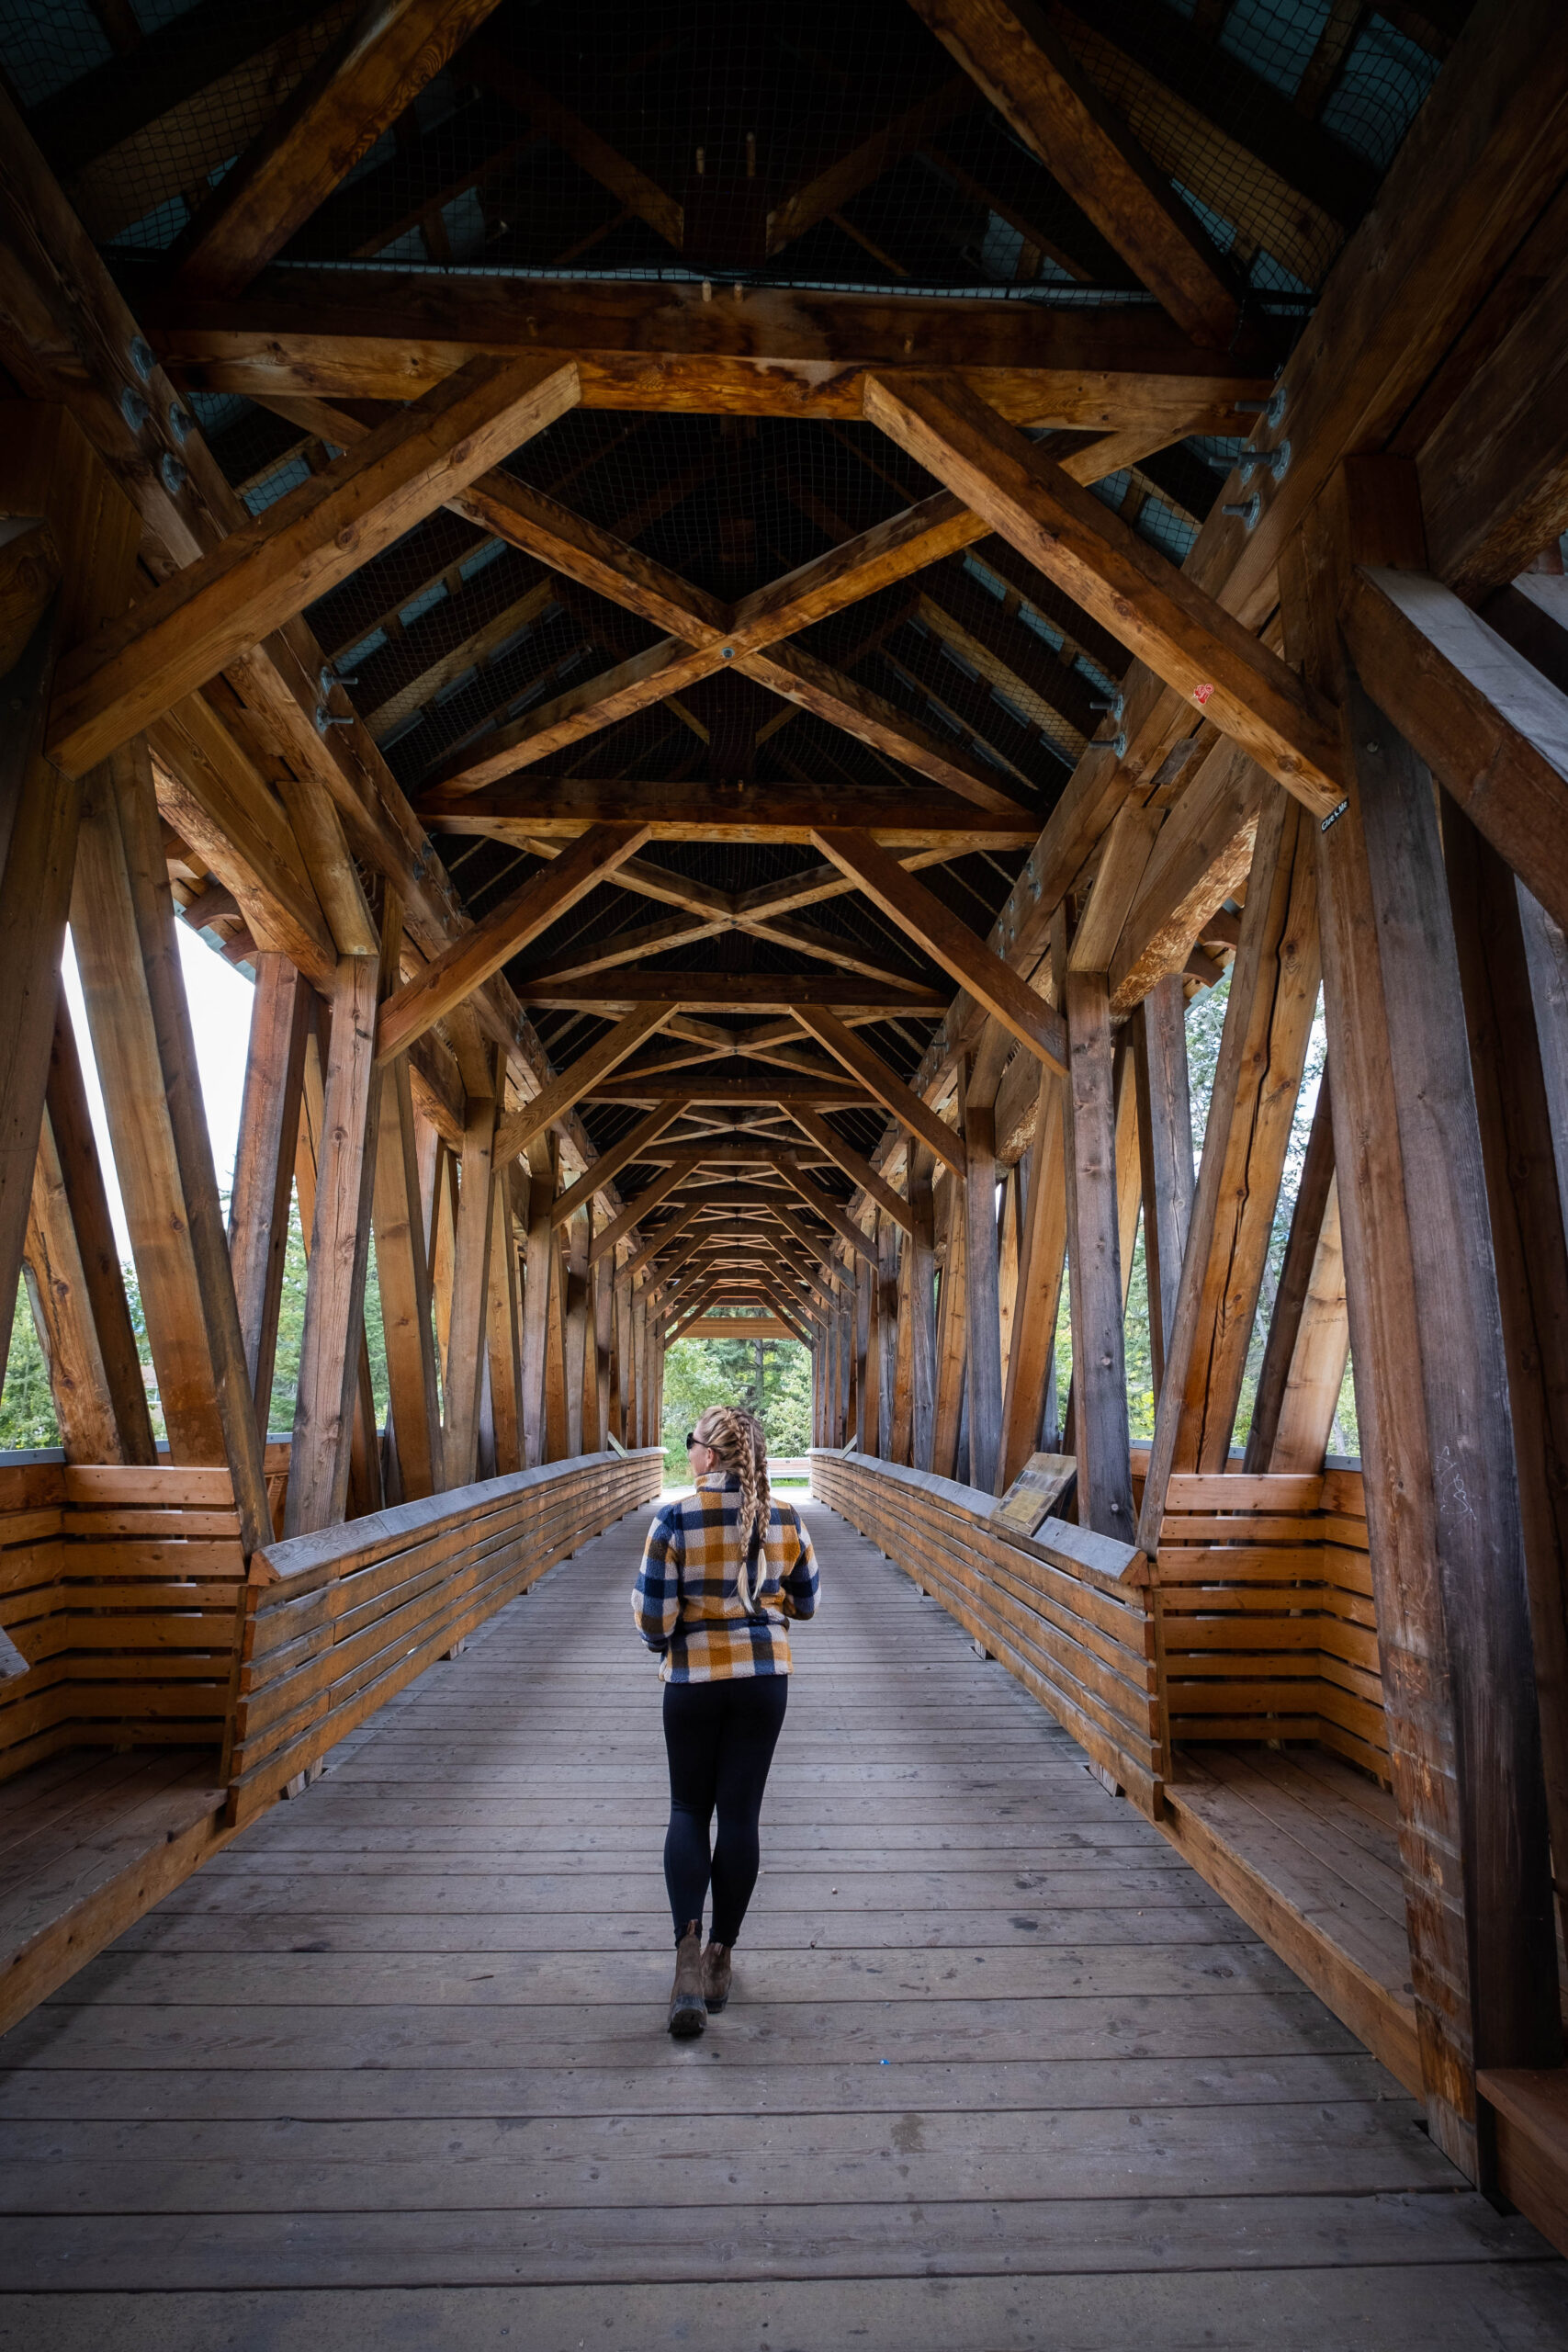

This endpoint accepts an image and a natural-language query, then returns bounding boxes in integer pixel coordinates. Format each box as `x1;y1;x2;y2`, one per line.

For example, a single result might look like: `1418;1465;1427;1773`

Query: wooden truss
6;0;1568;2247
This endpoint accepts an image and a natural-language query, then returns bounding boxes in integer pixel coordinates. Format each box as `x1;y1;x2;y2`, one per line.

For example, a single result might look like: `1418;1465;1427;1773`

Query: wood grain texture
863;375;1342;815
286;950;385;1538
1061;969;1134;1542
1340;564;1568;937
228;956;311;1442
175;0;510;299
811;829;1067;1073
19;1485;1554;2349
907;0;1239;345
50;357;579;775
1244;1076;1345;1476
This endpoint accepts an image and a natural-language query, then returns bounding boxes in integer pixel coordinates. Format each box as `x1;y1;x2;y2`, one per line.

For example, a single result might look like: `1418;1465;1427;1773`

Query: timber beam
149;277;1280;423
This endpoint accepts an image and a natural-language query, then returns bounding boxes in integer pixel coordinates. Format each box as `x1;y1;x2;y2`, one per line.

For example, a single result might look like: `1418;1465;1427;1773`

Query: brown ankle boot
701;1939;733;2012
668;1920;705;2038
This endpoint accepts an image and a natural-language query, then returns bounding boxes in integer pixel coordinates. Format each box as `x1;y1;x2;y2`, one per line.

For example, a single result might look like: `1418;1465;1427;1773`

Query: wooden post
73;743;271;1552
907;1143;938;1472
854;1245;874;1454
1138;793;1320;1542
443;1069;499;1488
1113;1035;1142;1314
1322;654;1560;2172
429;1141;458;1385
590;1242;612;1453
285;921;389;1537
931;1177;967;1479
229;955;310;1441
961;1063;1004;1494
633;1286;650;1450
520;1133;557;1466
996;1161;1022;1413
1288;458;1562;2174
0;409;139;1386
485;1161;524;1476
1190;798;1320;1474
1059;956;1136;1544
563;1208;590;1456
612;1262;630;1446
1446;807;1568;1973
876;1210;898;1459
1244;1076;1348;1473
1133;975;1194;1404
370;1053;444;1499
544;1222;570;1460
999;1073;1068;1487
73;757;222;1467
295;963;387;1513
25;1101;125;1464
34;992;154;1464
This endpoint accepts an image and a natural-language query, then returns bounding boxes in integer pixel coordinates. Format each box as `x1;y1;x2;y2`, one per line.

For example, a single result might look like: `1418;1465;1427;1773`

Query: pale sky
61;925;257;1263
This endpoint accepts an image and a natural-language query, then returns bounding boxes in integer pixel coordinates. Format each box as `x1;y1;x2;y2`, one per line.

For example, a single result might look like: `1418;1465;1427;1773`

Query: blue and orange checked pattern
632;1471;819;1683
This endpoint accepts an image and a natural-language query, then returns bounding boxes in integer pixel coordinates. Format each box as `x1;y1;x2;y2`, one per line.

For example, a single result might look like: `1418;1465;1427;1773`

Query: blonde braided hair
694;1406;772;1611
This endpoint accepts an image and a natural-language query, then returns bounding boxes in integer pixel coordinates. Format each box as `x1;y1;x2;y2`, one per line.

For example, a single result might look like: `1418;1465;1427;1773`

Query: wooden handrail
810;1448;1383;1814
227;1450;663;1826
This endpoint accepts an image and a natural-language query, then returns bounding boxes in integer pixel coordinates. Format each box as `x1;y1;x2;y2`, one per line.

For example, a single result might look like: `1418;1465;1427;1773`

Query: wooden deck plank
0;1496;1561;2341
3;2267;1565;2351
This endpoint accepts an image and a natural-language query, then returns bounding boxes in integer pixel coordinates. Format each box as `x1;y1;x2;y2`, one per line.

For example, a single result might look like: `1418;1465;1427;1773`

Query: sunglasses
684;1430;704;1450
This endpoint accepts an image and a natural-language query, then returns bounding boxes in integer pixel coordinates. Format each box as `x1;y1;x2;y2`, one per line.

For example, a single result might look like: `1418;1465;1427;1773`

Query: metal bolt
1223;495;1262;532
720;645;734;659
1266;438;1292;482
167;402;193;444
119;387;149;432
129;336;155;382
1235;386;1287;429
1090;691;1125;720
159;452;186;495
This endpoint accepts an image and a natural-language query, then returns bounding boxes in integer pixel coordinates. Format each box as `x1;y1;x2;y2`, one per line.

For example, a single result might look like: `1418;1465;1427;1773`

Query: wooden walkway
1;1498;1565;2350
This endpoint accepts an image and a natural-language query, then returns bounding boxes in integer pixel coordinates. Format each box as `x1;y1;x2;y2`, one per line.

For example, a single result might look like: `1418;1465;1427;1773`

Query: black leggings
662;1675;789;1945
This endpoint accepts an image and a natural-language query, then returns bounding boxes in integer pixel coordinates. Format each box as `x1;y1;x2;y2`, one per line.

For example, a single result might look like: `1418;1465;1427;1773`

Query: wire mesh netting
6;0;1451;302
0;0;1463;1104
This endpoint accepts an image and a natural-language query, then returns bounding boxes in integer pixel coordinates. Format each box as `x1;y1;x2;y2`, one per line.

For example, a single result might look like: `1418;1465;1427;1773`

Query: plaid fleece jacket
632;1472;819;1682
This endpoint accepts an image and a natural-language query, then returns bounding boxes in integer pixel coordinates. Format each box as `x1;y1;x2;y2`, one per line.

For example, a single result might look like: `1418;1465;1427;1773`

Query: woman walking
632;1406;819;2037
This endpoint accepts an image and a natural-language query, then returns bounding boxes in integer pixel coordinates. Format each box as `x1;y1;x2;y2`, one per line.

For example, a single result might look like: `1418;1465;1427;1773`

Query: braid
694;1405;773;1611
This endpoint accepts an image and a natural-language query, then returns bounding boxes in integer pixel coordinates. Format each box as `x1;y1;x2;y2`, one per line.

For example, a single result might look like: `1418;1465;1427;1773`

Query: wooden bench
0;1462;247;1784
0;1449;664;2030
811;1449;1419;2094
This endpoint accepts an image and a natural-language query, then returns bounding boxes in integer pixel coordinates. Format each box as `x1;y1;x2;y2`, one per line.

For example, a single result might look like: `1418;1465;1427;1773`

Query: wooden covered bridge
4;0;1568;2339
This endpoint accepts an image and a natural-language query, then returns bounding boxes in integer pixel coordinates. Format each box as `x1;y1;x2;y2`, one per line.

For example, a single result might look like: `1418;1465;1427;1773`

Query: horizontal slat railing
227;1449;664;1825
0;1464;247;1782
809;1450;1161;1815
1147;1467;1385;1781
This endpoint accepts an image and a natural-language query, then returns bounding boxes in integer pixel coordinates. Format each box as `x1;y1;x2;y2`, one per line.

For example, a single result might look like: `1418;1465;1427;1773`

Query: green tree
0;1180;400;1459
660;1328;814;1479
0;1282;61;1452
265;1191;391;1439
1110;970;1357;1458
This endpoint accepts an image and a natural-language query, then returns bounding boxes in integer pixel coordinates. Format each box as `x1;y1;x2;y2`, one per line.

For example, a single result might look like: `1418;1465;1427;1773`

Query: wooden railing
1148;1467;1384;1781
0;1463;247;1782
809;1451;1162;1815
811;1451;1384;1805
226;1449;664;1826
